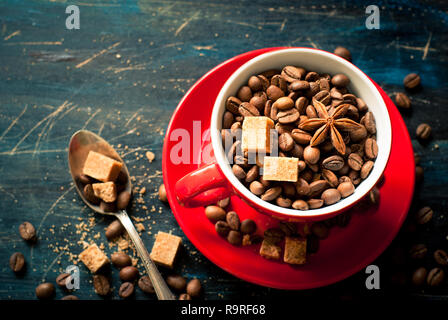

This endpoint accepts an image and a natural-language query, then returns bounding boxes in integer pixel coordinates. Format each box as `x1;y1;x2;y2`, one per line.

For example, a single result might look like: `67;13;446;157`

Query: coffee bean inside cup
222;66;378;210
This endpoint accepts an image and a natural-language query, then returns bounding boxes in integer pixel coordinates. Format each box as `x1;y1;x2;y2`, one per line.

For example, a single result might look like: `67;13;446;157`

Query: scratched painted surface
0;0;447;300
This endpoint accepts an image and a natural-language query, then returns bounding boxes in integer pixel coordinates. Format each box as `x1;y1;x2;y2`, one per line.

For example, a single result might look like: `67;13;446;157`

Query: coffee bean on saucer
427;268;445;287
403;73;421;90
56;273;72;288
105;220;124;240
138;276;155;294
179;293;192;300
36;283;55;300
215;221;230;237
227;230;242;246
9;252;25;273
119;266;139;282
19;221;36;242
158;184;168;202
409;244;428;259
240;219;256;234
61;295;79;300
117;191;131;210
93;274;110;296
434;249;448;266
311;222;329;239
111;252;132;269
416;123;432;140
119;282;135;298
226;211;240;230
217;197;230;208
415;206;433;224
412;267;427;286
166;275;187;292
205;205;226;223
264;228;285;243
395;92;411;109
368;186;380;205
333;46;351;61
186;278;202;297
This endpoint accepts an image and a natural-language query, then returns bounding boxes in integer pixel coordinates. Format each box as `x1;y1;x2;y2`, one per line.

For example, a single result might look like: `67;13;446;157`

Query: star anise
298;98;362;155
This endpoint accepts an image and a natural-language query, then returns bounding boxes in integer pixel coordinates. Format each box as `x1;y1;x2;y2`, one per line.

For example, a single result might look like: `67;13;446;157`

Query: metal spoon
68;130;175;300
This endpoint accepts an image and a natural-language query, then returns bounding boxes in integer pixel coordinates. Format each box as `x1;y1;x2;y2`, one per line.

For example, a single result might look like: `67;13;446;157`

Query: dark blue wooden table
0;0;447;300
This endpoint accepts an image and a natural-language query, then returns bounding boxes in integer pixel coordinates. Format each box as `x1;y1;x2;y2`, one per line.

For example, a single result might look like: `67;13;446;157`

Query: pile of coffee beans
222;66;378;210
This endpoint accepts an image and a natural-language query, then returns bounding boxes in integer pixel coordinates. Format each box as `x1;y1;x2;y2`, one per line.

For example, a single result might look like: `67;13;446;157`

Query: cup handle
174;163;231;207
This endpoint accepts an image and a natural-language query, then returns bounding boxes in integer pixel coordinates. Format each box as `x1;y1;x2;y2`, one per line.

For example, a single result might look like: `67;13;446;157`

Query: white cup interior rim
211;48;392;218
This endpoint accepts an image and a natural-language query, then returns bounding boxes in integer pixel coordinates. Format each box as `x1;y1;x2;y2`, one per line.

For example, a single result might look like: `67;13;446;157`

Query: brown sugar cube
82;151;123;182
79;243;109;273
284;237;307;265
263;156;298;182
149;231;182;269
259;239;281;260
242;116;275;153
92;182;117;203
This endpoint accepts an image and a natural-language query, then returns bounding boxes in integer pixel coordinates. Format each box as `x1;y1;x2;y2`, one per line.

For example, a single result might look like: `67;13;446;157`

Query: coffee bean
321;169;339;188
427;268;444;287
307;199;324;209
119;266;139;282
337;181;355;198
166;274;187;292
240;219;256;234
364;138;378;159
336;212;351;227
276;196;292;208
360;161;374;179
348;153;363;171
322;155;345;171
279;132;294;152
105;220;124;240
158;184;168;203
116;191;131;210
100;201;117;212
434;249;448;266
363;112;376;134
227;230;242;246
226;211;240;230
56;273;72;288
264;228;285;243
237;86;252;102
303;145;320;164
266;85;284;101
395;92;411;109
186;278;202;297
314;90;331;105
35;283;55;300
78;174;92;185
179;293;192;300
248;76;263;92
415;206;433;225
292;199;309;210
333;46;351;61
215;221;231;237
403;73;421;90
291;129;311;145
93;274;110;296
271;74;288;92
222;111;234;129
239;102;259;117
9;252;25;273
295;178;310;196
321;188;341;205
249;181;265;196
226;96;241;114
311;222;329;239
409;244;427;259
277;108;300;124
290;80;310;91
138;276;155;294
19;221;36;242
84;184;101;205
61;295;79;300
416;123;431;140
119;282;135;298
250;94;267;112
261;186;282;202
368;186;380;205
281;66;303;82
205;205;226;223
111;251;132;269
305;104;318;118
308;180;329;198
331;74;350;87
350;125;368;143
305;71;319;82
217;197;230;208
412;267;427;286
232;164;246;180
273;96;294;111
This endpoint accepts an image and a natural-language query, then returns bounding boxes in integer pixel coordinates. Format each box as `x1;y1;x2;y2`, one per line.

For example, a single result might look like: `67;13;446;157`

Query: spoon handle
115;210;176;300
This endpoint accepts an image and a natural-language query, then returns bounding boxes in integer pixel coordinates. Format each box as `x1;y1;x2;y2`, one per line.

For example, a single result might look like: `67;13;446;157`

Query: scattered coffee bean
179;293;192;300
116;191;131;210
412;267;427;286
111;252;132;269
166;275;187;292
9;252;25;273
368;186;380;205
217;197;230;208
19;221;36;242
61;295;79;300
240;219;256;234
158;184;168;202
138;276;155;294
119;282;135;298
415;206;433;225
105;220;124;240
427;268;444;287
403;73;421;90
215;221;230;237
311;222;329;239
93;274;110;296
205;205;226;223
186;278;202;297
395;92;411;109
119;266;139;282
226;211;240;230
434;249;448;266
409;244;428;259
416;123;431;140
56;273;72;288
333;46;351;61
227;230;243;246
35;282;55;300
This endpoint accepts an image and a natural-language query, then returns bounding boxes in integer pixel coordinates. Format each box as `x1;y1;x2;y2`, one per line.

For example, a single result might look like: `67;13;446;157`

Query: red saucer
162;48;414;289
